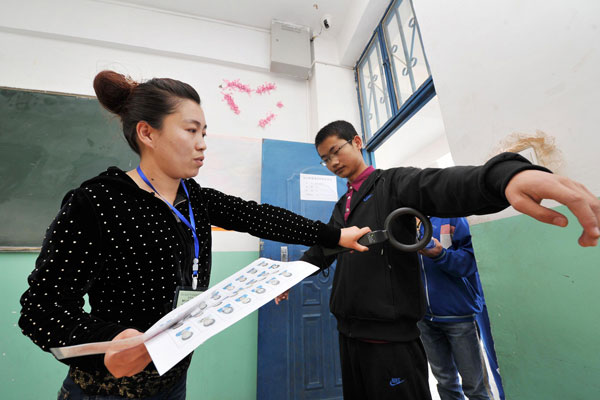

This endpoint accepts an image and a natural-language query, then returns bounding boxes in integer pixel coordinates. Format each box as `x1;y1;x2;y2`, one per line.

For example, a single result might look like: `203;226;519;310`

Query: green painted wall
187;251;259;400
0;253;67;399
471;203;600;400
0;251;259;400
5;204;599;400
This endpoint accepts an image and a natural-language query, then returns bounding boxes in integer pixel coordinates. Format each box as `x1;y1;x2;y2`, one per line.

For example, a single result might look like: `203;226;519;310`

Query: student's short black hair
315;120;358;148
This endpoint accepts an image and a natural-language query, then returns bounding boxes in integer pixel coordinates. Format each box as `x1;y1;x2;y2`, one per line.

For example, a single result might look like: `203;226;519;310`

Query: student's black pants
339;333;432;400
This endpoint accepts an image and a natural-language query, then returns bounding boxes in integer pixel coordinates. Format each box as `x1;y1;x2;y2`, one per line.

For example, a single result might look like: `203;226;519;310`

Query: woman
19;70;370;399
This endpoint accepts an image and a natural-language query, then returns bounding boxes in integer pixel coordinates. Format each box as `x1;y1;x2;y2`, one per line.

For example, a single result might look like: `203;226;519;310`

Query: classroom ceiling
113;0;350;35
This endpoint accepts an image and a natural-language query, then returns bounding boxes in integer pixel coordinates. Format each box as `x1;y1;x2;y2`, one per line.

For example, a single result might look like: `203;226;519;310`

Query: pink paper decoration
221;92;240;115
222;79;252;94
255;82;277;95
258;112;276;128
219;79;284;127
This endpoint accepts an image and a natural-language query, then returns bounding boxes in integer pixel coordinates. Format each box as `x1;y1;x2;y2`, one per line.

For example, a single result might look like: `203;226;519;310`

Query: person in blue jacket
418;216;491;400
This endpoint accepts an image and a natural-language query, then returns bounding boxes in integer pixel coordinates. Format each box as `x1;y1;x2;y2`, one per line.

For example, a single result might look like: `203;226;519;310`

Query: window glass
357;33;393;140
383;0;431;107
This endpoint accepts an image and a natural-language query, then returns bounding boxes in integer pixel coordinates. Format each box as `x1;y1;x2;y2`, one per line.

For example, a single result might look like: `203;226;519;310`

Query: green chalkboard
0;88;139;248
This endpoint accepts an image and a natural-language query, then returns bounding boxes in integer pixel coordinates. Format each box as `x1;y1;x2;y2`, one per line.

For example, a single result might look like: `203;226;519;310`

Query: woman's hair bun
93;70;138;115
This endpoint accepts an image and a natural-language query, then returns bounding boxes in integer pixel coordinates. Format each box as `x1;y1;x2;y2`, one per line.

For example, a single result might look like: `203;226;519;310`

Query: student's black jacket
301;152;549;342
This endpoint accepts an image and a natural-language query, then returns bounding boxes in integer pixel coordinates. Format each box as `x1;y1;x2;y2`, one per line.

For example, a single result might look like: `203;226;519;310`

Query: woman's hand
104;329;152;378
339;226;372;252
505;170;600;247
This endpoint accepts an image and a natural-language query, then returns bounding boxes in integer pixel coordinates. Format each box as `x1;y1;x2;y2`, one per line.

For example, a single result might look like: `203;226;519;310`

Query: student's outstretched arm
390;152;599;247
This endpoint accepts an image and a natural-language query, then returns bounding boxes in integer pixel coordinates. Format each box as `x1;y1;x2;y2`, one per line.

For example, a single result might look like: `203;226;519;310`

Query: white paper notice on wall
300;173;338;202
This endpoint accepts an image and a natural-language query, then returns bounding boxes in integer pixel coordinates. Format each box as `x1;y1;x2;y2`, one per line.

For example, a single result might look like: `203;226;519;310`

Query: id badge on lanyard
173;286;207;309
136;166;205;310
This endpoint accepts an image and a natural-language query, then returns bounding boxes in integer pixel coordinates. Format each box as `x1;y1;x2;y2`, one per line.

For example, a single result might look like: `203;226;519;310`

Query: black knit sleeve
18;188;126;371
200;187;340;248
300;213;340;272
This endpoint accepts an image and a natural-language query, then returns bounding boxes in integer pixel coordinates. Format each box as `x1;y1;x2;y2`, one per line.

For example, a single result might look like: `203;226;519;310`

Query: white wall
309;63;362;140
0;0;370;250
410;5;600;399
307;33;363;141
337;0;390;66
0;0;271;71
373;96;451;169
413;0;600;209
0;9;308;143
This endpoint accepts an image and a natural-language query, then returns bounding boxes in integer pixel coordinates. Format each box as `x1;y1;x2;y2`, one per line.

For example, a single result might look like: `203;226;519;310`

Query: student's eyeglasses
320;139;353;167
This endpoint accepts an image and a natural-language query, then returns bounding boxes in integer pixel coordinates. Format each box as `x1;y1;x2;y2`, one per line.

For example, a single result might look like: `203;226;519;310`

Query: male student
277;120;599;400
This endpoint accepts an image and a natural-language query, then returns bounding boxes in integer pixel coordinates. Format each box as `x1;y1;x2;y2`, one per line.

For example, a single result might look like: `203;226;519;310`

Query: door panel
258;139;346;400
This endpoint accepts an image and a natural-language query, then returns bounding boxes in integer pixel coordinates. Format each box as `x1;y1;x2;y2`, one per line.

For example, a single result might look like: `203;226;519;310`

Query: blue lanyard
136;166;201;289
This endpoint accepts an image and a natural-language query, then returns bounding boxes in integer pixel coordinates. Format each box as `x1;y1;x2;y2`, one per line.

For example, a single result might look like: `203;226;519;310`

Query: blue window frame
356;0;436;152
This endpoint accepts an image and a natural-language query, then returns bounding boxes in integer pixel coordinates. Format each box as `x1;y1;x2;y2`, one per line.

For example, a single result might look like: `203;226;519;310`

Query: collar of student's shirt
346;166;375;194
334;170;380;225
349;169;378;208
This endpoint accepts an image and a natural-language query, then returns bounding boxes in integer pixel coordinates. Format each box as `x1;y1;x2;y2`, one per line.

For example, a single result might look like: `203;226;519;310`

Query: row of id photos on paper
165;260;294;342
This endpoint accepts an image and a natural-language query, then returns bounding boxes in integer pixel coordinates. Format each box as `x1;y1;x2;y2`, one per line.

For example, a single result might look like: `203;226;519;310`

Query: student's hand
339;226;371;252
505;170;600;247
275;289;290;305
104;329;152;378
419;238;443;258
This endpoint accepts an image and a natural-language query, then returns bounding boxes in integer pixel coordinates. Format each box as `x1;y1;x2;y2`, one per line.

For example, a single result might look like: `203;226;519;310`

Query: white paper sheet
299;173;338;202
50;258;319;376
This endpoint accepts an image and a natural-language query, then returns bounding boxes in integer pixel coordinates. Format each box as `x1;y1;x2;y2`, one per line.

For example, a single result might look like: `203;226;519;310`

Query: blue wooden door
257;139;346;400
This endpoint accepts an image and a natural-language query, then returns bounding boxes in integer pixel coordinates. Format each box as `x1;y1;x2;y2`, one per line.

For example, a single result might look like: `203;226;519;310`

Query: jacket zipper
419;253;434;320
425;313;477;320
373;176;388;264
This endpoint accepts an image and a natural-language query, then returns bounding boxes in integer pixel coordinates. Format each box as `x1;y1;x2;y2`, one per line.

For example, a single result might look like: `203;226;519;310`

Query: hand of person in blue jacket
505;170;600;247
419;238;443;258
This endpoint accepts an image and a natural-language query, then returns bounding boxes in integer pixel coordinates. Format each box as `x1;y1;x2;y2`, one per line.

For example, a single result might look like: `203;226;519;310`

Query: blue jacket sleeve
430;218;478;278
